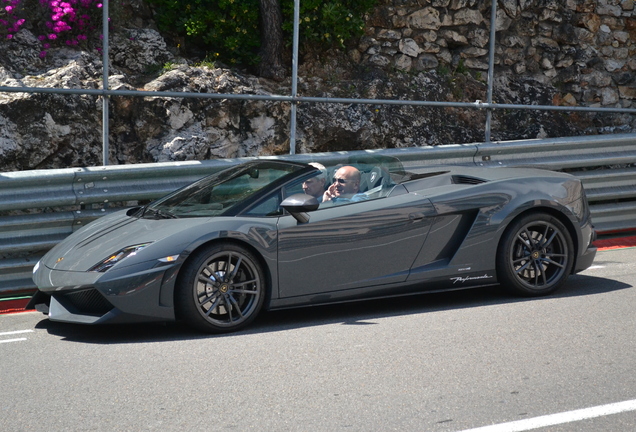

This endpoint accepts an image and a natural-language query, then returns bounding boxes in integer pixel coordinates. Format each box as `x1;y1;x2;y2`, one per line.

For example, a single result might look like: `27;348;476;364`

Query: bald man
322;165;368;203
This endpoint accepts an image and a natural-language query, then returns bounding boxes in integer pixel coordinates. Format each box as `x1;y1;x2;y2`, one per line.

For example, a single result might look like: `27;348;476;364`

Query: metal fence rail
1;133;635;295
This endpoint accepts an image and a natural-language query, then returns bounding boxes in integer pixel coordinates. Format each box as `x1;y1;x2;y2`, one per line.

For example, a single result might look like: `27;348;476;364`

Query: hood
41;210;209;272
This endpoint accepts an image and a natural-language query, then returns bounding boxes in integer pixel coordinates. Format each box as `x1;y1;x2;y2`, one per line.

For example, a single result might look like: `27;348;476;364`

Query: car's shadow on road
35;274;631;344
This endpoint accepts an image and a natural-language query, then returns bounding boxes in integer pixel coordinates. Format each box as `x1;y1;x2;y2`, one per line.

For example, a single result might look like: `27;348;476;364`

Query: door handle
408;212;425;221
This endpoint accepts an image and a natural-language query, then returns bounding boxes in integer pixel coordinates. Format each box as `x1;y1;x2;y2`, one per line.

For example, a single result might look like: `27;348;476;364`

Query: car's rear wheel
175;243;265;333
497;213;574;296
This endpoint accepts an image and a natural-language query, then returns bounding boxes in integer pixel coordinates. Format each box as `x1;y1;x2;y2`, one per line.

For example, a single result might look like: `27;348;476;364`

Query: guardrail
2;133;635;295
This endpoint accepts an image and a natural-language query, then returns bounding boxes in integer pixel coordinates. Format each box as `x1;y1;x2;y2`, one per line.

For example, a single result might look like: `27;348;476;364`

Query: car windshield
143;161;305;218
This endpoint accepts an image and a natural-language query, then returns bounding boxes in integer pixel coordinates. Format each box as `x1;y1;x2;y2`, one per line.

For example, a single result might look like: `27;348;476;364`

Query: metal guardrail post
484;0;497;143
102;0;110;166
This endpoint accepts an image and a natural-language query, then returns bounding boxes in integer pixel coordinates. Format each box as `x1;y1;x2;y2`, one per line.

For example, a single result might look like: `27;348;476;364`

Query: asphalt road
1;247;635;432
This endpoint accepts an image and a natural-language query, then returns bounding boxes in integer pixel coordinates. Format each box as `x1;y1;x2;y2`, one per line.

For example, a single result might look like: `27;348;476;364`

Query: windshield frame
142;160;311;219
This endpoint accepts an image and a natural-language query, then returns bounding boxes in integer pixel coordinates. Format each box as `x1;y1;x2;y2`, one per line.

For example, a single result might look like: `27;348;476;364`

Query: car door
276;191;436;298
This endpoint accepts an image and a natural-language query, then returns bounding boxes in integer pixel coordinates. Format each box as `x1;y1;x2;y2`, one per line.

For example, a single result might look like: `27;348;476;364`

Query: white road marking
0;338;27;344
0;330;33;344
586;265;605;270
0;330;34;337
458;399;636;432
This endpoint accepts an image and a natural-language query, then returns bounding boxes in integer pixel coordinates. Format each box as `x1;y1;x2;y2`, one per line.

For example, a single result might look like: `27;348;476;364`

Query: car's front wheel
175;243;266;333
497;213;574;296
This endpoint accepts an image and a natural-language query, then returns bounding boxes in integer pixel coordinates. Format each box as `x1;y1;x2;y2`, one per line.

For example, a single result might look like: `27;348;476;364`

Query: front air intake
63;289;113;316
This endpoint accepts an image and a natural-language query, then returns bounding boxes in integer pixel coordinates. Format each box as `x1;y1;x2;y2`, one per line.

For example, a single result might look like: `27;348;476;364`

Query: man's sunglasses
332;178;352;184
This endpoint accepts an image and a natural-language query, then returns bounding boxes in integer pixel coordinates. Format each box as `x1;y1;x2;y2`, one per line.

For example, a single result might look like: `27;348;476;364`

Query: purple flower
39;51;47;58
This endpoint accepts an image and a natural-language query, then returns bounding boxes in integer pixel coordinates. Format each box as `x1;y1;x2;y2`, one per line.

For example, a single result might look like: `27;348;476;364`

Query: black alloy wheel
176;243;265;333
497;213;574;296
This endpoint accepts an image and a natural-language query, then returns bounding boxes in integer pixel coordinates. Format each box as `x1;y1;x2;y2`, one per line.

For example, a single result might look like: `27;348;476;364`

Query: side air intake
452;175;487;185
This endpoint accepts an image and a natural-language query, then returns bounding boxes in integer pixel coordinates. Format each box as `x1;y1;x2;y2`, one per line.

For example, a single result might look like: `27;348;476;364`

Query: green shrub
148;0;261;65
146;0;376;67
281;0;375;49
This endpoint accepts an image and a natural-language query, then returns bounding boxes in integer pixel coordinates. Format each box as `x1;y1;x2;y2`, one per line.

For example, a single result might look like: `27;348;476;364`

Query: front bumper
29;261;179;325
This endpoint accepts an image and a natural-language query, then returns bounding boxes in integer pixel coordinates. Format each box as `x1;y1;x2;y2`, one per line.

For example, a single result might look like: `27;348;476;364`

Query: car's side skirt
267;276;500;310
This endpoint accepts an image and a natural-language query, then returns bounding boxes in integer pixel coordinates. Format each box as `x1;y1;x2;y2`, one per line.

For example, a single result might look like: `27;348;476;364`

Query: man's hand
323;183;337;202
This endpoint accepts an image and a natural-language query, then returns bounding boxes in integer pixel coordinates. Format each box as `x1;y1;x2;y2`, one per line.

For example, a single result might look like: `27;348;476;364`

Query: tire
175;243;266;333
496;213;574;296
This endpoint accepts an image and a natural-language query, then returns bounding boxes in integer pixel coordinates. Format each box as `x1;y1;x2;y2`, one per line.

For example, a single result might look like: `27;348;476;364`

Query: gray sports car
28;156;597;333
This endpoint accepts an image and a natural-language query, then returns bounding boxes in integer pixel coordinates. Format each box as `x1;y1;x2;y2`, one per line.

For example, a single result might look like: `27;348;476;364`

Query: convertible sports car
28;156;597;333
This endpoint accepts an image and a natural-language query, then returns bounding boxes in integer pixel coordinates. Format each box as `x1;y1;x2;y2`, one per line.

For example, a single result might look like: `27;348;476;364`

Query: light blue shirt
331;193;368;203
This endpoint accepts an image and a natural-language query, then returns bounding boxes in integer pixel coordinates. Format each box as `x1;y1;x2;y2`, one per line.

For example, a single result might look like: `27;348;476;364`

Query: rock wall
356;0;636;108
0;0;635;172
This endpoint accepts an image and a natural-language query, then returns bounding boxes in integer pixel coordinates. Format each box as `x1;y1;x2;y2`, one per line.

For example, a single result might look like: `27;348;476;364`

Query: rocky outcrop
357;0;636;110
0;0;634;172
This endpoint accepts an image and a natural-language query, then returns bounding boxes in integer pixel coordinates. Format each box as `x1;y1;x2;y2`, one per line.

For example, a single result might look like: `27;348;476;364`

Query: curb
0;296;33;315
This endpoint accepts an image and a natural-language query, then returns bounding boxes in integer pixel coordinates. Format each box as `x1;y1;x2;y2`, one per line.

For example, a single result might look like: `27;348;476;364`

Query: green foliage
196;55;217;69
147;0;261;65
455;58;468;75
281;0;375;49
437;64;450;77
146;0;376;67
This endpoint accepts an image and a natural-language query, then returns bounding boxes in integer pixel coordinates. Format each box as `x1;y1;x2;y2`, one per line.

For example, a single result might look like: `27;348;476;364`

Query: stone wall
354;0;636;108
1;0;635;172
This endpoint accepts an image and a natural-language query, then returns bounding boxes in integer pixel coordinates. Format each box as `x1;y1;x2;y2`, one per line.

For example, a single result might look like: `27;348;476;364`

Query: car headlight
89;243;152;273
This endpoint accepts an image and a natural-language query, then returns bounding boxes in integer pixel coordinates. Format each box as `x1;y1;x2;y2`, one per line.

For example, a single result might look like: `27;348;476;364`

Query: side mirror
281;194;319;223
